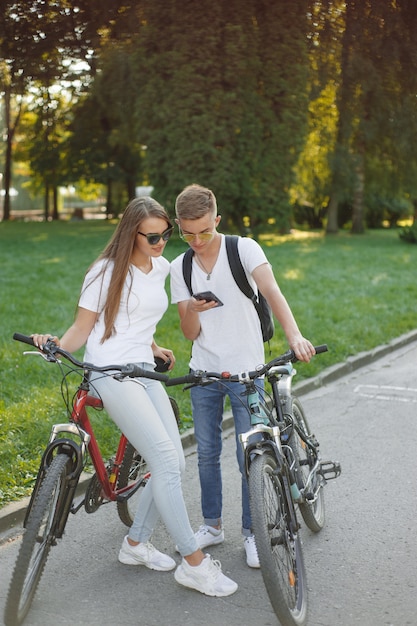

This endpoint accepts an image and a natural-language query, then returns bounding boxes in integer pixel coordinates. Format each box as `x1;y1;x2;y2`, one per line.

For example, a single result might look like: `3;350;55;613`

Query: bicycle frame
24;375;149;529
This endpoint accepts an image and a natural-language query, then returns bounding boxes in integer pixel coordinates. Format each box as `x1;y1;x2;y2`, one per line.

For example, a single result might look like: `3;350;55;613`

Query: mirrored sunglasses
179;230;215;243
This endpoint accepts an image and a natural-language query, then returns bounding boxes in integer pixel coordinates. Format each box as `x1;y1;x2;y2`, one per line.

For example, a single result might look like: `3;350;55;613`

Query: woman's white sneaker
174;554;238;596
118;536;176;571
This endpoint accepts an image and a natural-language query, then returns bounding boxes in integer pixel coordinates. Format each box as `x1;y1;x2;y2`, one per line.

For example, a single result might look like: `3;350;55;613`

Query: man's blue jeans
190;378;264;536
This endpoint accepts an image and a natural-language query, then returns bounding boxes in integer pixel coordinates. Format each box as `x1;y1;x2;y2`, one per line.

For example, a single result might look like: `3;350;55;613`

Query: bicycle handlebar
13;333;170;383
165;344;328;387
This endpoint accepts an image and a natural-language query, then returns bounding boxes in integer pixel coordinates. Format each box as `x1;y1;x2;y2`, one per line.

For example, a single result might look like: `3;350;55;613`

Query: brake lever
23;350;58;363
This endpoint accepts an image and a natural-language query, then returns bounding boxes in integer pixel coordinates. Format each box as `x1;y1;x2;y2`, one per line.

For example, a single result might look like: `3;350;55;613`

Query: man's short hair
175;184;217;220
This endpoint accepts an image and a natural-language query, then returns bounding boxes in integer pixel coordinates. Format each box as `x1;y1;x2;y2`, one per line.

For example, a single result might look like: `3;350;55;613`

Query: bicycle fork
239;424;301;536
24;422;90;536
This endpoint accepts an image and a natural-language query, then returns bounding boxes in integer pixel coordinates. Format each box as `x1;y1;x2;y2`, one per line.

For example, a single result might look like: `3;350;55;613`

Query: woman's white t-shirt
170;235;268;373
79;256;170;366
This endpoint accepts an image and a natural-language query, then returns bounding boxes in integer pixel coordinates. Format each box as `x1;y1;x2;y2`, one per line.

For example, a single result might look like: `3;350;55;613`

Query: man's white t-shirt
79;256;170;366
170;235;269;373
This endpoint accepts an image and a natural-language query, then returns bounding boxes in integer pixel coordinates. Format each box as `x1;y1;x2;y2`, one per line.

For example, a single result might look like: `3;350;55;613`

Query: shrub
399;222;417;244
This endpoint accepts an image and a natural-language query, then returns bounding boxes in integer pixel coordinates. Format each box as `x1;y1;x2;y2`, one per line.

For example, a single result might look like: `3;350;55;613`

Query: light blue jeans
190;378;264;537
92;366;198;557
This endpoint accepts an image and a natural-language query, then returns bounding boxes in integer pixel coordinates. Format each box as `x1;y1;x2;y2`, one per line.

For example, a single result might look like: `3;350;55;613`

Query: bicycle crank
85;473;108;513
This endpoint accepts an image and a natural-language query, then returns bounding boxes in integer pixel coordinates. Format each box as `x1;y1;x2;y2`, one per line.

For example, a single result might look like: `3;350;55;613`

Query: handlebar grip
165;373;199;387
13;333;35;347
123;363;169;383
314;344;328;354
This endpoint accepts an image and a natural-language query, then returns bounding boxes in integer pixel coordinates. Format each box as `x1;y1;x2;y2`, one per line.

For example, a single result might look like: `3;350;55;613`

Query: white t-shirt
170;235;268;373
79;256;170;366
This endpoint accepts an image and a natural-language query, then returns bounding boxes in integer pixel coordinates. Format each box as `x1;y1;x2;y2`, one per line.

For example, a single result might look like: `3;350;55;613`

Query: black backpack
182;235;275;342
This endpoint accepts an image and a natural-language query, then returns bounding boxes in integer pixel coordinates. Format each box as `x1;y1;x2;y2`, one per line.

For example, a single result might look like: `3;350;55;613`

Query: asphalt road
1;334;416;626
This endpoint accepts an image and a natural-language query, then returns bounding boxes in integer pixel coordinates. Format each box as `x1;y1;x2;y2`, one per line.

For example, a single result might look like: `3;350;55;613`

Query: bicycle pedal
318;460;341;480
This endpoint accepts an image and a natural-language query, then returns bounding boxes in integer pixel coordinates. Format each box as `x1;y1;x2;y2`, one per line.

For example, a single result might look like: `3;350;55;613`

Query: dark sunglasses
137;227;174;245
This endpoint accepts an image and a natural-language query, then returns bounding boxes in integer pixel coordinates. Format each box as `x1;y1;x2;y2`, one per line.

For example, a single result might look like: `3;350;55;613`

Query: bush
399;223;417;244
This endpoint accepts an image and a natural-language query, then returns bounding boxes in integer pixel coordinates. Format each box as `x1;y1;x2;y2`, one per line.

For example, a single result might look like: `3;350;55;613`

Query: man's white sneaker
194;524;224;549
244;535;260;568
174;554;238;597
118;536;176;571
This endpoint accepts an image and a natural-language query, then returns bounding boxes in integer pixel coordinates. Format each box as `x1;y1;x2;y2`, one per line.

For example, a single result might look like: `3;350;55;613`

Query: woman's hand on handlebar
31;334;61;351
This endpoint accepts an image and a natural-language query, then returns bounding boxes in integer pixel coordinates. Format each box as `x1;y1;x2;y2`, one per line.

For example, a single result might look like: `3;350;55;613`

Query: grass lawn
0;220;416;506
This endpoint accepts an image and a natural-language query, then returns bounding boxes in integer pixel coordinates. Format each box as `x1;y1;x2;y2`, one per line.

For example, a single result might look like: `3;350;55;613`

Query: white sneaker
174;554;238;596
118;536;176;571
244;535;260;568
194;524;225;549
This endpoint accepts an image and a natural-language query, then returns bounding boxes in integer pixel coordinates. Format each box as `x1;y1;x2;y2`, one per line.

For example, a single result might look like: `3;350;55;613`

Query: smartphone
193;291;224;307
154;357;171;372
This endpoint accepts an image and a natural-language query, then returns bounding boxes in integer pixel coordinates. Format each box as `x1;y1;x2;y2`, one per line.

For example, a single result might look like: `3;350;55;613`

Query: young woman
31;196;237;597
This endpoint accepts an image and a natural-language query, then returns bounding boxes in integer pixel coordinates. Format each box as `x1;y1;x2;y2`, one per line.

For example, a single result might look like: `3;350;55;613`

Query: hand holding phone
154;357;171;372
193;291;223;307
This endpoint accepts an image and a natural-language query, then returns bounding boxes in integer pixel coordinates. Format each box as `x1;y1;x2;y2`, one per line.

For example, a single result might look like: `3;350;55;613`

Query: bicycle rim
116;442;148;527
4;453;70;626
249;453;307;626
291;397;325;532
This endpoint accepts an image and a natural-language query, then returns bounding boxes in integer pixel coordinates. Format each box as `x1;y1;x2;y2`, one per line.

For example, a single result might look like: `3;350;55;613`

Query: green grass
1;221;416;506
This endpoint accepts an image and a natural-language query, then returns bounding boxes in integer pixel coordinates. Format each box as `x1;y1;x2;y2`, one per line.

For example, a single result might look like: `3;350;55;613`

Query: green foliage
1;221;417;507
399;222;417;244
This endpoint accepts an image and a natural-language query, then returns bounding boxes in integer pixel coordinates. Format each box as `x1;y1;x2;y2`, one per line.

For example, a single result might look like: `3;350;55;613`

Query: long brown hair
82;196;172;342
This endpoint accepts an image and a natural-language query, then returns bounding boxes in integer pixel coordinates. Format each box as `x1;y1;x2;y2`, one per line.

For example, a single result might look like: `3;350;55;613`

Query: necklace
195;254;213;280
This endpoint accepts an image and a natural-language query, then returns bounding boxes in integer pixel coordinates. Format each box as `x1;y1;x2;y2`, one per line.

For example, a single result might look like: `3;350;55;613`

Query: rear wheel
290;397;325;532
249;453;307;626
4;453;71;626
116;443;149;527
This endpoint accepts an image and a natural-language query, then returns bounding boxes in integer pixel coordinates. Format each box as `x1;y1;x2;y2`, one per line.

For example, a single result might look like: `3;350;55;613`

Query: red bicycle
5;333;177;626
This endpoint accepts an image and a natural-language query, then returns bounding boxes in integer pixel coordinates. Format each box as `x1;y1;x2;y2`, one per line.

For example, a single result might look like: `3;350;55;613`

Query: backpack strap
182;247;195;296
225;235;258;304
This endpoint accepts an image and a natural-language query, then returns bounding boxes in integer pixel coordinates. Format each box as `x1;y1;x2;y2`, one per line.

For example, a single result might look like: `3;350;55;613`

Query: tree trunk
326;193;339;234
106;178;113;218
351;152;365;234
52;186;59;220
44;185;50;221
2;85;23;221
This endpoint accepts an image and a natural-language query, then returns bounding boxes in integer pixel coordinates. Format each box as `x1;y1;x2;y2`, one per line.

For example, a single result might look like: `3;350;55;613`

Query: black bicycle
165;345;341;626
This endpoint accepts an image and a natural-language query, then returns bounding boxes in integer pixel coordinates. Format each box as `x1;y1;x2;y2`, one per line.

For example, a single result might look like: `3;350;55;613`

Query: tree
134;0;310;232
323;0;417;234
66;44;144;215
0;0;138;220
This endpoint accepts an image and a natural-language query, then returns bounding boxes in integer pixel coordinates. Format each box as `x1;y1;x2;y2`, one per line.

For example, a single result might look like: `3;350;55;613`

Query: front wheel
290;397;325;532
4;453;71;626
249;453;307;626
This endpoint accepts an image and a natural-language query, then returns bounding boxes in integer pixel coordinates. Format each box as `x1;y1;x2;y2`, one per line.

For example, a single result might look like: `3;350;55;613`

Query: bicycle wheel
116;397;179;527
4;453;71;626
290;397;325;532
116;442;149;527
249;452;307;626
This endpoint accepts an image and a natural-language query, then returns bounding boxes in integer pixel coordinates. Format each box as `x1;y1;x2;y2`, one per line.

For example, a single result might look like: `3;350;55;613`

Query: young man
170;184;315;568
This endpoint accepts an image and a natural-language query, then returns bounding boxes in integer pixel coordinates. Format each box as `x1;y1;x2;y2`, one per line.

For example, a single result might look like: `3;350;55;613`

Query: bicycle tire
116;442;149;527
290;397;325;532
4;453;71;626
249;452;308;626
116;397;179;527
